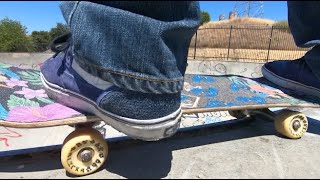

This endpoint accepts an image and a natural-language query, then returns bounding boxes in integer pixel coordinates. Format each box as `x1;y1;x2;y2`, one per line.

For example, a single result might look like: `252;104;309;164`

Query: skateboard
0;63;319;176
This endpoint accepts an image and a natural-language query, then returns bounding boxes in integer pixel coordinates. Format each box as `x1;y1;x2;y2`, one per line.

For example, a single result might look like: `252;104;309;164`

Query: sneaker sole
262;65;320;98
40;73;182;141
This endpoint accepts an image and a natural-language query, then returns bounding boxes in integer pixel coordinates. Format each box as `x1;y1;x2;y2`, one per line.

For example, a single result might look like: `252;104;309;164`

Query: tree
201;11;211;25
49;23;70;40
31;31;51;52
0;18;33;52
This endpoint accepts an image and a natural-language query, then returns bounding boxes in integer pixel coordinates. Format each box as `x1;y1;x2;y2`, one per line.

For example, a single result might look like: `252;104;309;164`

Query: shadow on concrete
0;117;289;178
307;117;320;136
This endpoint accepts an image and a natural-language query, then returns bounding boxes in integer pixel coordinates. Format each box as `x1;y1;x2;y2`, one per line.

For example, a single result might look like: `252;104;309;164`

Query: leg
40;1;201;140
262;1;320;98
287;1;320;48
60;1;200;93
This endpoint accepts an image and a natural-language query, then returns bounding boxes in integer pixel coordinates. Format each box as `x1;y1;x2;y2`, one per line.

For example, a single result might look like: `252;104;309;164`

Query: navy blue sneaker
40;33;182;141
262;57;320;98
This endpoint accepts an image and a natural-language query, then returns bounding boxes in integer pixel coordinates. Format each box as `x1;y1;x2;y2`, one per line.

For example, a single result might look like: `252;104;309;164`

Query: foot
40;34;182;141
262;57;320;98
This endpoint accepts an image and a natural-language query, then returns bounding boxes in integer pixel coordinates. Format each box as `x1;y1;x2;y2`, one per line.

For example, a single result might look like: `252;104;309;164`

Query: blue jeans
59;1;201;94
288;1;320;79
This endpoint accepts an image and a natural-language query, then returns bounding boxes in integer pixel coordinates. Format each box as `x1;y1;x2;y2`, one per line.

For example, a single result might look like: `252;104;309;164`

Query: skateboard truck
229;108;308;139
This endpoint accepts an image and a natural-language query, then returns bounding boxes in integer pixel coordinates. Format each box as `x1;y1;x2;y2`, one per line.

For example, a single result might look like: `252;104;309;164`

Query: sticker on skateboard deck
0;64;83;124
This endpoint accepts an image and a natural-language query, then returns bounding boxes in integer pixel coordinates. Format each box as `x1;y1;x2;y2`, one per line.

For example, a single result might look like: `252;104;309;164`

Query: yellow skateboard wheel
61;128;108;176
274;110;308;139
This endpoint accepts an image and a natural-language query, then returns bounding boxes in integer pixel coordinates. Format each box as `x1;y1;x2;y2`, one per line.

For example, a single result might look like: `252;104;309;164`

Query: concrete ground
0;115;320;179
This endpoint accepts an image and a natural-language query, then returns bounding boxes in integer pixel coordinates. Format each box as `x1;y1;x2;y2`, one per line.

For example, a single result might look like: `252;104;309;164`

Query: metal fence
188;25;310;63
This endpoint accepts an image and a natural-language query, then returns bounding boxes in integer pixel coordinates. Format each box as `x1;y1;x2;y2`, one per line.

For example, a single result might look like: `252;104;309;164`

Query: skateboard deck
0;63;319;176
0;63;317;128
182;74;320;112
0;63;319;127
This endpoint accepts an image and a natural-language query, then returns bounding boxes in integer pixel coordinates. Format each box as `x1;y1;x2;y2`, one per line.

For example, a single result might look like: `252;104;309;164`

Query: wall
0;53;264;78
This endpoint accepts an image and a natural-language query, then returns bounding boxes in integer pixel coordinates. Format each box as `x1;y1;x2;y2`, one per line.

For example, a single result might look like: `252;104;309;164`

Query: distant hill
188;18;308;62
202;17;275;28
190;17;298;50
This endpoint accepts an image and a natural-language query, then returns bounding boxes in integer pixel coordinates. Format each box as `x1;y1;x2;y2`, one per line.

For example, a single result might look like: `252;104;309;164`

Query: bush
31;31;51;52
49;23;70;40
201;11;211;25
0;18;33;52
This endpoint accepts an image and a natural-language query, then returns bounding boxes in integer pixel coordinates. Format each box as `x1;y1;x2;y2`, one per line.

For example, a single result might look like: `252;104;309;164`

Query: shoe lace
48;32;72;73
49;32;72;57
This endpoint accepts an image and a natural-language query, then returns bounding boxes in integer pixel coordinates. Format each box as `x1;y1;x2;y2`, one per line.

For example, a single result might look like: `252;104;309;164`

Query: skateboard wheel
61;128;108;176
274;110;308;139
228;110;248;119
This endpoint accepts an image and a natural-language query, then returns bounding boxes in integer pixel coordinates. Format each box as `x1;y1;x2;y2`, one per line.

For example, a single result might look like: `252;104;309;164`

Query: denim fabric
98;86;181;120
287;1;320;79
59;1;201;94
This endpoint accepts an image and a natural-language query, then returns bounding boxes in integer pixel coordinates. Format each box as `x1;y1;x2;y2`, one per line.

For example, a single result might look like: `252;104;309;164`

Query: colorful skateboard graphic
0;63;318;176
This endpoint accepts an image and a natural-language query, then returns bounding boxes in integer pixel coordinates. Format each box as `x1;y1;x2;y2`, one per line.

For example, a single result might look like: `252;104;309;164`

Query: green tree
49;23;70;40
201;11;211;25
0;18;33;52
31;31;51;52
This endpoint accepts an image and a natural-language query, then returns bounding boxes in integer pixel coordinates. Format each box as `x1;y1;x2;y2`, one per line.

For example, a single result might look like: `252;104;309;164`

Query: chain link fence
188;25;310;63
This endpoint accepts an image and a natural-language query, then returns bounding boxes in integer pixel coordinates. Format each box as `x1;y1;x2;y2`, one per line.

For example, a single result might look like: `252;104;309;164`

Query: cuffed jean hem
76;59;184;94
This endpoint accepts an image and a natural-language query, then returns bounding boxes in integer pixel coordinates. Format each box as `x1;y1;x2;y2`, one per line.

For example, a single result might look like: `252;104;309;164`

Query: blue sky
0;1;288;34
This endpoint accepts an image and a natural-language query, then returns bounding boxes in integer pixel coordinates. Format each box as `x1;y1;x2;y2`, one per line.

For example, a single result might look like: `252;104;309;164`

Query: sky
0;1;288;34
